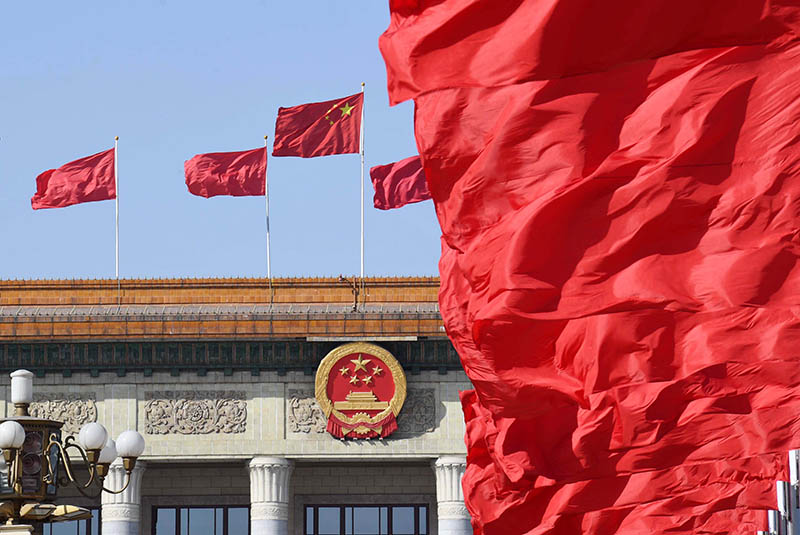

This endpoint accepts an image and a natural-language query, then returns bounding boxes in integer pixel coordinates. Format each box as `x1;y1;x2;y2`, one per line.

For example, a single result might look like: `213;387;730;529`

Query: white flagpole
264;135;273;304
114;136;120;305
360;82;366;280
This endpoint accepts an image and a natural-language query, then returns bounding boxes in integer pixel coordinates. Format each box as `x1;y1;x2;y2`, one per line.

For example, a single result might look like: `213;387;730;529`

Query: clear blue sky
0;1;440;280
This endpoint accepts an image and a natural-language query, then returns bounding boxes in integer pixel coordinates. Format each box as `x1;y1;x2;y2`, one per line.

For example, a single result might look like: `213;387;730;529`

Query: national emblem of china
315;342;407;439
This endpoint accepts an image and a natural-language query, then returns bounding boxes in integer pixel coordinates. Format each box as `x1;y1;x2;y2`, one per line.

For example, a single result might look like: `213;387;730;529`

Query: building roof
0;277;444;341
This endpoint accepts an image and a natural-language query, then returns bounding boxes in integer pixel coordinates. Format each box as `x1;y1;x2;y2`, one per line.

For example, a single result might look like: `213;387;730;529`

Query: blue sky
0;1;439;279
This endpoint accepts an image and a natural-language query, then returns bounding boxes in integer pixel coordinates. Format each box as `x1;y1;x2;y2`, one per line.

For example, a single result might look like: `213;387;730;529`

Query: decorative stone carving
437;502;470;520
250;502;289;521
144;391;246;435
29;394;97;435
100;504;140;521
287;390;326;434
396;388;436;434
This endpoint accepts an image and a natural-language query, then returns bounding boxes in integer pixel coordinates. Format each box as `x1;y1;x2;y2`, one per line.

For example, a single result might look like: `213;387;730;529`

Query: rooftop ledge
0;276;441;307
0;277;444;341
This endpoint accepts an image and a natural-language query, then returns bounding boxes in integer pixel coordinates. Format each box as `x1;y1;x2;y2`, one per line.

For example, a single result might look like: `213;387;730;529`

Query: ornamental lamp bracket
0;370;146;526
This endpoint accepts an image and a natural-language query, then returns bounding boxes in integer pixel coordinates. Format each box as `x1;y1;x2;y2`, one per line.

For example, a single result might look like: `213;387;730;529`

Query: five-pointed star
351;355;371;373
372;366;383;376
363;375;374;385
340;102;355;116
349;375;360;385
339;366;351;376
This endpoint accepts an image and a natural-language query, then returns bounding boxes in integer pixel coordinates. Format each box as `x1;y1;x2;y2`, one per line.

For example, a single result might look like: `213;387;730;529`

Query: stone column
101;460;146;535
434;456;472;535
249;457;294;535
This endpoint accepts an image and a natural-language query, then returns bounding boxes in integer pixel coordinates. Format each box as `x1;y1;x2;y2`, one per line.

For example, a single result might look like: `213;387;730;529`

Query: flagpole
360;82;366;282
114;136;120;306
264;135;273;305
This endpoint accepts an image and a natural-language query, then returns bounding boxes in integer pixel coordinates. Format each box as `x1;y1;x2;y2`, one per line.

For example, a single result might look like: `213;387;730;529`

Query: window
43;508;100;535
304;505;428;535
153;506;249;535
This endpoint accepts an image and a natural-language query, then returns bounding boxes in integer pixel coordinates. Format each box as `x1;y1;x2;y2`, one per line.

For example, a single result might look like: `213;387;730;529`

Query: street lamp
0;370;145;529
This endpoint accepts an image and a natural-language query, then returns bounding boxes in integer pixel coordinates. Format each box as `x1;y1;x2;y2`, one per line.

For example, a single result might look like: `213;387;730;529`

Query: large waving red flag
369;155;431;210
381;1;800;533
31;148;115;209
272;92;363;158
184;147;266;198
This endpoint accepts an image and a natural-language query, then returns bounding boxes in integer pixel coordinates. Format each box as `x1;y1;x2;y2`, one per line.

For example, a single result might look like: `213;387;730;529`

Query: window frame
151;505;250;535
42;507;101;535
303;503;429;535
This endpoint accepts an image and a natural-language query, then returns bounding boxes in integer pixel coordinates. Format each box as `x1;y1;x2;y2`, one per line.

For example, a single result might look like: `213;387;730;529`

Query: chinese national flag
369;155;431;210
31;148;115;210
272;92;363;158
381;0;800;534
184;147;266;198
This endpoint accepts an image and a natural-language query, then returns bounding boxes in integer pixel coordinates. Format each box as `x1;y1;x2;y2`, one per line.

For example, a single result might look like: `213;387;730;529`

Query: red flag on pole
31;148;115;210
184;147;266;198
369;155;431;210
381;1;800;533
272;92;363;158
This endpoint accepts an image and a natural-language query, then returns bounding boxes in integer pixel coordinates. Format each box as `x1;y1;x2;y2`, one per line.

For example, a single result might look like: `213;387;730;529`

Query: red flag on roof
272;92;363;158
31;148;115;210
369;155;431;210
381;0;800;533
184;147;266;198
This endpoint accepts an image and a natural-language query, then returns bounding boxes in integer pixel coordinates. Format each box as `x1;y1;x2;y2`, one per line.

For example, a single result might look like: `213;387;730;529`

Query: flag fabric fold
369;155;431;209
31;148;116;210
184;147;266;198
272;92;363;158
381;0;800;533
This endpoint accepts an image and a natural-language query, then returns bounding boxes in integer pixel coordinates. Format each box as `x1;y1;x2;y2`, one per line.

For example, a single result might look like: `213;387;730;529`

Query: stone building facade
0;278;472;535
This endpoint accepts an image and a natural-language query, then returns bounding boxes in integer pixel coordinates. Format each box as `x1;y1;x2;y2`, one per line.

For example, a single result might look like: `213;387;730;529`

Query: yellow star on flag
340;102;355;116
349;375;360;385
372;366;383;376
339;366;350;376
363;375;374;385
351;355;371;373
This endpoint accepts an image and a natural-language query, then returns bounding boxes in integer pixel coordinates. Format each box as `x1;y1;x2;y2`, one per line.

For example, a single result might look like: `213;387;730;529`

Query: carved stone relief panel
144;391;246;435
396;388;436;434
30;394;97;435
287;389;326;434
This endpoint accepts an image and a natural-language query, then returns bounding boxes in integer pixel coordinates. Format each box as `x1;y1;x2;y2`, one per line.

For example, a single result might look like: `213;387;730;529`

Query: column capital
433;455;466;504
434;456;467;469
101;460;147;506
249;457;293;534
248;456;294;523
433;455;471;531
102;460;146;535
249;456;294;470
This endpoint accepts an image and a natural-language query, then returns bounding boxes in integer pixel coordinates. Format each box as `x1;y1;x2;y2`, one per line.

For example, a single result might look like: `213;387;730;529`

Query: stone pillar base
0;524;33;535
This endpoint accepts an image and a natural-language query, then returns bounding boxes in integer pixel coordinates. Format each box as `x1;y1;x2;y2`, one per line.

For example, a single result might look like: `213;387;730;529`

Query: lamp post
0;370;145;534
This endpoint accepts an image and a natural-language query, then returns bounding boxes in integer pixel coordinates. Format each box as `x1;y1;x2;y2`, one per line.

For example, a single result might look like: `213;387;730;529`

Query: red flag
369;155;431;210
31;148;115;210
272;92;363;158
381;1;800;533
184;147;266;198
